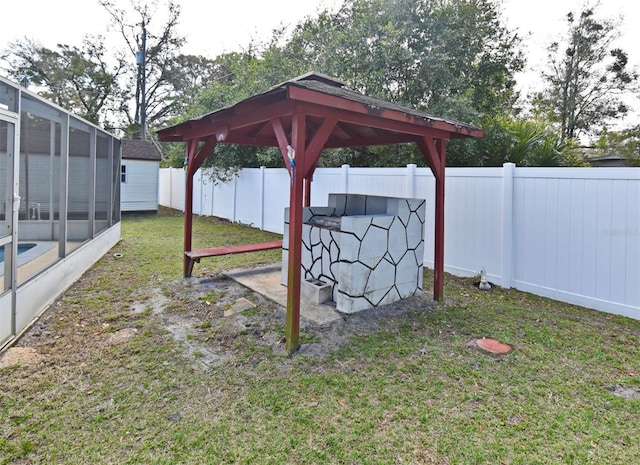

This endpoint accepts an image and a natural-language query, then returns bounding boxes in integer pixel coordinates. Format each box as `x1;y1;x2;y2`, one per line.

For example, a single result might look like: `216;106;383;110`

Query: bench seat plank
184;240;282;276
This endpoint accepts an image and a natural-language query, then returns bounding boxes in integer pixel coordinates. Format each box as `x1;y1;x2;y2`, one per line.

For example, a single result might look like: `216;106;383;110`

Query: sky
1;0;639;123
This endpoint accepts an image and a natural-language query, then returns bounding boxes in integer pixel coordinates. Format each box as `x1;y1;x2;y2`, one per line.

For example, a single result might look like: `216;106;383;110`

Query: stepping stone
472;337;513;355
224;298;256;317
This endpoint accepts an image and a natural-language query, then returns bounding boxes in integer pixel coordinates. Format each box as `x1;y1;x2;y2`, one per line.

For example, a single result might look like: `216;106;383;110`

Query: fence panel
211;177;235;220
234;168;263;227
310;166;347;205
158;165;639;320
511;168;639;319
348;167;409;197
261;169;291;234
192;169;204;215
196;170;215;217
171;168;185;211
443;168;505;284
158;168;171;207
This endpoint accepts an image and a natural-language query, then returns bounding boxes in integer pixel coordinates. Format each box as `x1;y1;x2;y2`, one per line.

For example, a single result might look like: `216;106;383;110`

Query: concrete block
301;278;332;304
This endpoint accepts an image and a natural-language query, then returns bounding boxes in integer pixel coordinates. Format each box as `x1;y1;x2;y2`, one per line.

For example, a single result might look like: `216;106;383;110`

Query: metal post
137;22;147;141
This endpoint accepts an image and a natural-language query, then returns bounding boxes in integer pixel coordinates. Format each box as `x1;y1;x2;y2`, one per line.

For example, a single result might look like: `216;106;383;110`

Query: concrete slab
224;297;256;317
225;264;343;326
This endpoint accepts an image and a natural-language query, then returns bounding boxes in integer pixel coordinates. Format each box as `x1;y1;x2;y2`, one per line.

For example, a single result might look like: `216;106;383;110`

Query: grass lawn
1;207;639;464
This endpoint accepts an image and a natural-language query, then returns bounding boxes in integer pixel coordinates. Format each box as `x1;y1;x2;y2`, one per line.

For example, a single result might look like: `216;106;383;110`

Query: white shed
121;139;161;212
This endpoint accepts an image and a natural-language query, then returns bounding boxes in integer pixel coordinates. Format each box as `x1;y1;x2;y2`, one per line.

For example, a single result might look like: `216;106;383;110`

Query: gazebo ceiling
156;72;484;148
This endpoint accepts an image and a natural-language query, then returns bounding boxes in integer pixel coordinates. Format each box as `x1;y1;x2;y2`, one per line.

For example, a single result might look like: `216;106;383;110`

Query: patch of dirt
157;272;440;363
609;384;640;400
5;265;441;371
0;347;41;368
106;328;138;345
106;269;441;368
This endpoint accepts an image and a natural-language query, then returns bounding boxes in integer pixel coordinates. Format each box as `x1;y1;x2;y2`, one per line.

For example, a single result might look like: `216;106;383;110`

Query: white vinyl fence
159;164;640;320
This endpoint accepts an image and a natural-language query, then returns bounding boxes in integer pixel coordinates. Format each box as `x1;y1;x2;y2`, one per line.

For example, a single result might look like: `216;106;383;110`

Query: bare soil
7;263;440;371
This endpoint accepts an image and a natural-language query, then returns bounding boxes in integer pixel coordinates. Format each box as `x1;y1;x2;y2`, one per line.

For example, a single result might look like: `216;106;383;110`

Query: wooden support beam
418;136;447;301
183;139;199;277
190;137;217;173
183;138;217;277
285;112;306;352
302;118;336;208
271;117;293;174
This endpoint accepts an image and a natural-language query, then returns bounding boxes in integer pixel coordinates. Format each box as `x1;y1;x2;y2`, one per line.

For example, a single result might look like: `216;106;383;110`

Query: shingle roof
122;139;162;161
156;72;483;145
288;77;480;134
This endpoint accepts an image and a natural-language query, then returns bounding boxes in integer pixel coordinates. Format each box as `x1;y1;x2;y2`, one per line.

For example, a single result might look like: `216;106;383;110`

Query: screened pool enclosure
1;76;122;350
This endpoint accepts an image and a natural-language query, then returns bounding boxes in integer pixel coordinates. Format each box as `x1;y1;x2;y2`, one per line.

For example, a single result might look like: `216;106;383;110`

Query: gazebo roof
156;72;483;148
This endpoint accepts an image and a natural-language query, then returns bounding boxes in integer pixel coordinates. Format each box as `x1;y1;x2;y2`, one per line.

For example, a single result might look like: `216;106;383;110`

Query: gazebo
156;72;483;352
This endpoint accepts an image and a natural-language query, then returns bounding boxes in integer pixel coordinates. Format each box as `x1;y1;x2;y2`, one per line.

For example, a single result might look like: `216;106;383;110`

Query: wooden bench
184;240;282;277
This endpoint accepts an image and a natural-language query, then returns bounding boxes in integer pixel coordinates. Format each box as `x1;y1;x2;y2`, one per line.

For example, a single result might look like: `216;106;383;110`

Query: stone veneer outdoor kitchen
282;194;426;314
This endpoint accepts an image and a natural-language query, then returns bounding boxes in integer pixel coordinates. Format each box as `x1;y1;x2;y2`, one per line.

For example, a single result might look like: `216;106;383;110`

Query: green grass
1;206;639;464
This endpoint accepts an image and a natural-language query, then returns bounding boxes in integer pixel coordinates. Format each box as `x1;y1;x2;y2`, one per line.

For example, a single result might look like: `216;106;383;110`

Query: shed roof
122;139;162;161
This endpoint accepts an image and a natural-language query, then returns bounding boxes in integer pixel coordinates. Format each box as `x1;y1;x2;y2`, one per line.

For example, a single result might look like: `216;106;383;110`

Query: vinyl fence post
197;169;203;216
342;164;350;193
171;168;174;210
168;167;172;209
502;162;515;289
232;172;238;223
170;168;174;209
211;169;216;216
407;163;417;198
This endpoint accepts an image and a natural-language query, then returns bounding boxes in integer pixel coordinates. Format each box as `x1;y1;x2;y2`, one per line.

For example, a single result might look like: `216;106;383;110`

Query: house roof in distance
122;139;162;161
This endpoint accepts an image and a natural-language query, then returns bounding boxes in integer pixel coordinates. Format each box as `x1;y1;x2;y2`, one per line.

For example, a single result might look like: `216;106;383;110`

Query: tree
298;0;523;166
593;126;640;166
0;37;127;126
1;0;214;138
503;118;572;167
281;0;523;117
159;47;300;173
533;5;638;142
99;0;187;137
180;0;524;169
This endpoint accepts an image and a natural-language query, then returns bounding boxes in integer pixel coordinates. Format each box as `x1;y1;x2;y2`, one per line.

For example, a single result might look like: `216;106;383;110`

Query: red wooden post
285;113;307;352
286;173;304;351
183;141;196;277
433;139;446;301
182;138;216;277
433;169;445;301
417;136;447;301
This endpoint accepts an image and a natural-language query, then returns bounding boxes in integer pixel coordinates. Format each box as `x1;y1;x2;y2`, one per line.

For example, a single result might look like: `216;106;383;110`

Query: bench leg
185;256;196;278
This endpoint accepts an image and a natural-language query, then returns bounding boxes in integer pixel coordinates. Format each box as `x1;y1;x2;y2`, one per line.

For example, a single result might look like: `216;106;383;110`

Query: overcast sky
2;0;638;121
